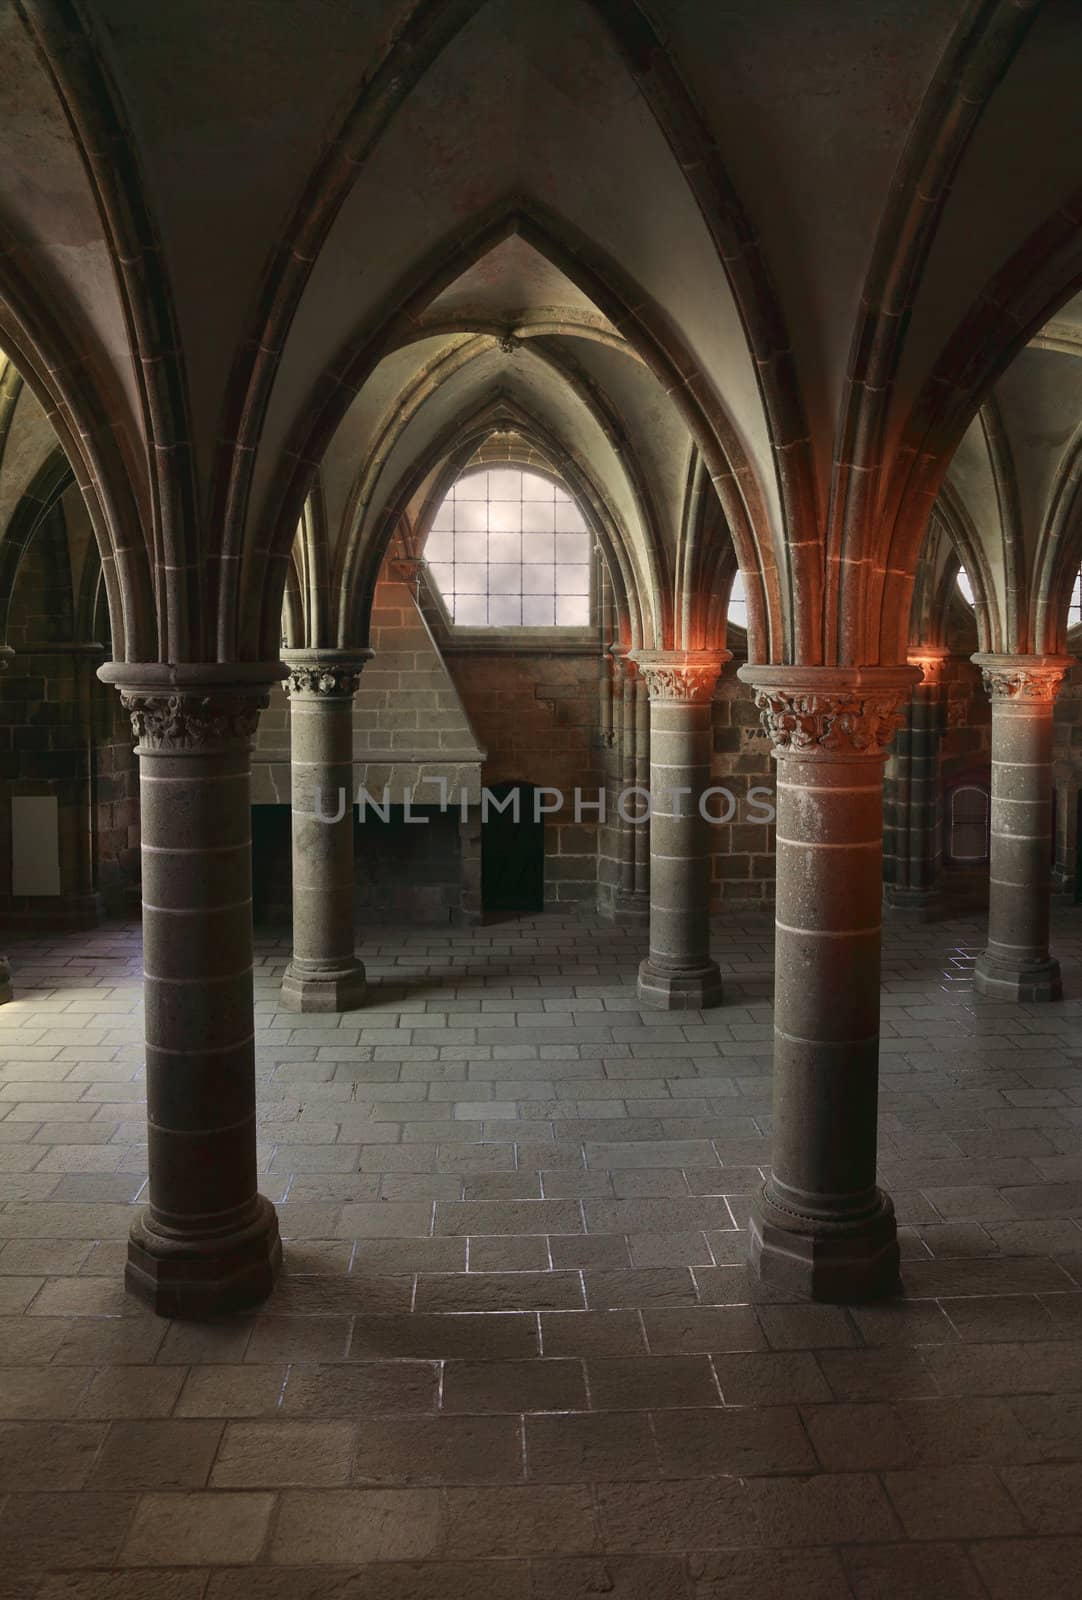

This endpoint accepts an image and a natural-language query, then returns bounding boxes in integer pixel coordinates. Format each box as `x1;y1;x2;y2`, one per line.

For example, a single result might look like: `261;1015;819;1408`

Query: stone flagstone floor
0;907;1080;1597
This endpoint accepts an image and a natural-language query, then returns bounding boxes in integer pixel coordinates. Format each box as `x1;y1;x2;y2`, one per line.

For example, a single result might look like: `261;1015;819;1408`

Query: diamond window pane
424;465;591;630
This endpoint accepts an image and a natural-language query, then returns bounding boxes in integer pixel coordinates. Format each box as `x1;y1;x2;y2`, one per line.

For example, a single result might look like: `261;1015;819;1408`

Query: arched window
423;467;591;627
727;570;748;631
1068;570;1082;631
947;784;990;863
956;567;975;606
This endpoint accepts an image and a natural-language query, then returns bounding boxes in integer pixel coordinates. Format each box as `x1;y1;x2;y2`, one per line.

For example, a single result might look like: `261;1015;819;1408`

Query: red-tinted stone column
739;664;918;1300
972;654;1071;1002
100;663;283;1316
280;651;370;1012
632;651;728;1010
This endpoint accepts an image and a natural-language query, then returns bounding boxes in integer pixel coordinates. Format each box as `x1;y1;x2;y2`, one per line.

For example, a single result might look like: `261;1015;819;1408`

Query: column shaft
739;664;918;1301
633;652;727;1010
973;655;1070;1002
99;663;283;1318
280;652;369;1013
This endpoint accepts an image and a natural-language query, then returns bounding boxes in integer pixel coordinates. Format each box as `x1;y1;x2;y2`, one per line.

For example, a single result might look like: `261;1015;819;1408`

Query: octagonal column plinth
280;652;371;1013
99;663;284;1317
972;655;1072;1002
632;651;728;1010
739;664;919;1301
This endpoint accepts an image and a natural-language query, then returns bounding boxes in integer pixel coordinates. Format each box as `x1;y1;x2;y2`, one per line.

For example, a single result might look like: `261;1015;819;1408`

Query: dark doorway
482;782;544;912
250;804;291;925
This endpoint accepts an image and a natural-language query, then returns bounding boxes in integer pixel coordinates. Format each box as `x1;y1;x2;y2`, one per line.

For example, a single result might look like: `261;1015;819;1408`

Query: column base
749;1186;901;1303
126;1194;282;1318
279;958;367;1012
973;950;1062;1002
882;885;942;921
602;890;650;926
637;957;724;1010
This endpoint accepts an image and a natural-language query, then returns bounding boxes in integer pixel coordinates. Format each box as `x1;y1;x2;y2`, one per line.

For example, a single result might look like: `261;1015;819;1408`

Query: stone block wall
443;646;606;907
0;503;138;928
709;659;776;905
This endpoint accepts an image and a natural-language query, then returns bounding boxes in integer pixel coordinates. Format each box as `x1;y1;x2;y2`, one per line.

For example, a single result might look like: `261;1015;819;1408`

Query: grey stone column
972;654;1072;1002
633;651;728;1009
99;662;284;1317
882;649;949;916
739;664;918;1300
0;644;13;1004
280;651;370;1012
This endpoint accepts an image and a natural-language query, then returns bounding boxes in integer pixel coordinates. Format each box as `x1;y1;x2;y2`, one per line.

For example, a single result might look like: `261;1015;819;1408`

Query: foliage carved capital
120;688;269;751
630;651;729;705
973;655;1072;704
738;665;921;758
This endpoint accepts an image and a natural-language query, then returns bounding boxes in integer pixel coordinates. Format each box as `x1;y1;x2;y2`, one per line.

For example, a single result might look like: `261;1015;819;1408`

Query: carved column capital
0;645;14;673
972;653;1073;704
908;649;951;688
281;649;373;701
737;665;920;757
97;662;286;753
629;650;729;705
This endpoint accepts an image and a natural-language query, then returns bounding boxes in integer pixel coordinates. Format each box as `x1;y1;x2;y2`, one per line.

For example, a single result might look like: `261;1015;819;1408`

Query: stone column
632;650;728;1009
738;664;918;1300
972;654;1072;1001
98;662;283;1316
882;649;949;916
280;650;370;1012
0;644;13;1004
